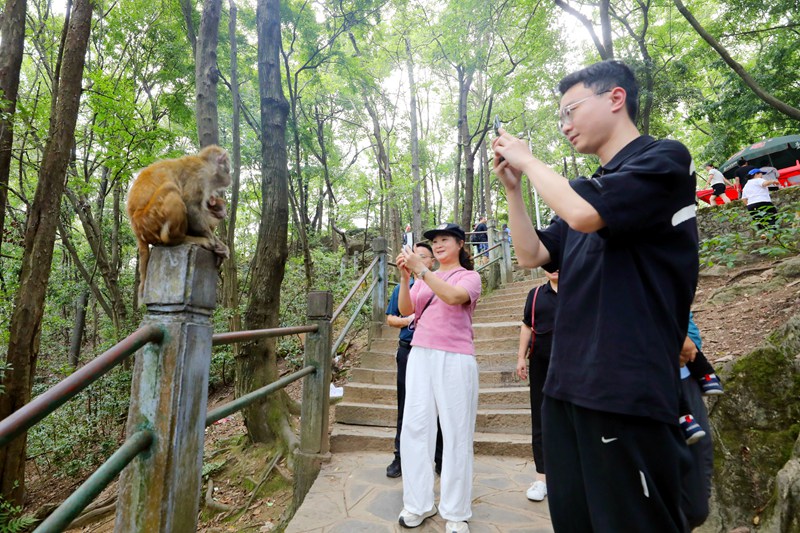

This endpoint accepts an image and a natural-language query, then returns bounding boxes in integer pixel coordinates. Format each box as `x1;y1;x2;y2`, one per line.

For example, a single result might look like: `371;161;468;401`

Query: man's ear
609;87;627;114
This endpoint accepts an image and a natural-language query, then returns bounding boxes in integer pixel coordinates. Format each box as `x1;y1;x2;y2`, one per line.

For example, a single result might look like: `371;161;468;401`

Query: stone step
370;324;518;352
360;351;518;371
335;403;532;434
349;367;521;387
484;284;541;299
368;336;518;356
474;313;523;324
476;298;529;313
473;304;522;320
329;424;532;457
342;383;529;406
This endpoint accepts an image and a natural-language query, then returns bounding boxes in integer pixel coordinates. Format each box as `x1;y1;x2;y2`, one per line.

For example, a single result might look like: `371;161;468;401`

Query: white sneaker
446;520;470;533
526;480;547;501
399;505;437;528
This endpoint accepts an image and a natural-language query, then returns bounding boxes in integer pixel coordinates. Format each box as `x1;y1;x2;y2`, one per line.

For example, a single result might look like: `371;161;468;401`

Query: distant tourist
502;223;512;243
741;168;780;230
704;163;733;204
735;158;755;194
472;217;488;264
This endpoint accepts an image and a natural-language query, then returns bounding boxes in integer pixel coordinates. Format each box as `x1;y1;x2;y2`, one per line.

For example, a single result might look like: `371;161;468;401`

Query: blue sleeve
687;312;702;351
386;284;401;317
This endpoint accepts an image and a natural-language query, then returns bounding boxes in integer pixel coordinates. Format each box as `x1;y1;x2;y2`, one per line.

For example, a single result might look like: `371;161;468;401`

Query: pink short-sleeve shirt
409;268;482;355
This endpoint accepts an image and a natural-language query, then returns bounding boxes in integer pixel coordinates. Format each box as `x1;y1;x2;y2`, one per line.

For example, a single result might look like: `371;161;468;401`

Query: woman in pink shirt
395;223;482;533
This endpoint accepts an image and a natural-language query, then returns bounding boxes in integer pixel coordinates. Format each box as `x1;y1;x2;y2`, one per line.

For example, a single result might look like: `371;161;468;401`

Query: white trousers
400;346;479;521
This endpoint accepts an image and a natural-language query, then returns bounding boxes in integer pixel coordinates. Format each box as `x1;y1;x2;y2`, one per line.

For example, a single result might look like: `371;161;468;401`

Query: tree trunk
364;94;401;256
221;0;242;357
236;0;295;449
179;0;198;55
457;66;474;230
0;0;92;504
480;139;492;221
0;0;28;261
406;38;422;243
64;188;126;335
68;291;89;368
673;0;800;121
554;0;614;60
196;0;221;147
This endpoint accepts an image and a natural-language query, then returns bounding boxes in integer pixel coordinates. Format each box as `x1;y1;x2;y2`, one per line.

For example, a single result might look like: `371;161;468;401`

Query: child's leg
678;381;706;445
686;350;715;378
687;350;724;395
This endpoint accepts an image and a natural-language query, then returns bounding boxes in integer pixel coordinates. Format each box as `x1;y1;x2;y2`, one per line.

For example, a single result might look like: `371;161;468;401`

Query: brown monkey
127;145;232;298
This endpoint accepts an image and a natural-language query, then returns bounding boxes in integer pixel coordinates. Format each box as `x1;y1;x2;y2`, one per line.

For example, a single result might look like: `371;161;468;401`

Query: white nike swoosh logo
601;437;618;444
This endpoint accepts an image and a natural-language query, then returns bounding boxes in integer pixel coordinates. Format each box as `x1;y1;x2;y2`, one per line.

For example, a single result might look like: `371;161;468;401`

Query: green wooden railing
0;243;370;532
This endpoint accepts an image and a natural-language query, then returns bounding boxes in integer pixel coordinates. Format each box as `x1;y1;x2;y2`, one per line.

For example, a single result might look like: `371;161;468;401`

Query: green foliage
0;496;37;532
700;203;800;268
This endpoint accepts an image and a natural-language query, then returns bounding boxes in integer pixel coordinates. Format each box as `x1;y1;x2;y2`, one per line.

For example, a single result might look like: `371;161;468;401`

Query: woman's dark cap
423;222;466;241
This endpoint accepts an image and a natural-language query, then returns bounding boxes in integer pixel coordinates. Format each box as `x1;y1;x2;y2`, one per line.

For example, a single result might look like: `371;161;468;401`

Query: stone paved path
286;452;553;533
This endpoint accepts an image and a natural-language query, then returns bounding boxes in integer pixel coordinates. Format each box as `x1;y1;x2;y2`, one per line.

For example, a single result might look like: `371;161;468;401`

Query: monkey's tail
137;239;150;301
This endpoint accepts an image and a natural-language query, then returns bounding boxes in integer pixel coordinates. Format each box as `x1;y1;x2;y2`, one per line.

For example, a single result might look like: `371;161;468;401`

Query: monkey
127;145;232;299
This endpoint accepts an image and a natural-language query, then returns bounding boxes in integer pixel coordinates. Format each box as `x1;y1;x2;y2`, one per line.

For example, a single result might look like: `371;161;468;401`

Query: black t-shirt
536;135;698;425
522;283;558;359
735;164;754;189
473;222;488;243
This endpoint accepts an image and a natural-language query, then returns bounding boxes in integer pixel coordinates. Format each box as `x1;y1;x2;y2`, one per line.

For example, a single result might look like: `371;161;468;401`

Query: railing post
487;222;500;290
501;231;513;285
294;291;333;510
115;245;218;533
369;237;388;343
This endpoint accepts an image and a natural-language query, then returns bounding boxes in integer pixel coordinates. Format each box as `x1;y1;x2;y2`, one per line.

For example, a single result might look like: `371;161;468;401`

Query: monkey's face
207;196;227;220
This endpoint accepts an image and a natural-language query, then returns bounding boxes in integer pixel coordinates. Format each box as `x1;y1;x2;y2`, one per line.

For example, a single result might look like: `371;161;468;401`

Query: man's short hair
414;241;433;255
738;158;747;166
557;60;639;123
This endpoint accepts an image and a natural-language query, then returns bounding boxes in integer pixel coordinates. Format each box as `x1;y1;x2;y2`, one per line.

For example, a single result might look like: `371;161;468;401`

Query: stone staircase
331;276;544;457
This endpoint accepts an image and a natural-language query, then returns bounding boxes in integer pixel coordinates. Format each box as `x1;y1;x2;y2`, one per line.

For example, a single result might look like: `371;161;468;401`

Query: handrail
34;430;154;533
476;255;502;273
0;325;164;448
205;365;316;426
474;241;501;260
331;276;379;358
332;255;380;322
212;324;319;346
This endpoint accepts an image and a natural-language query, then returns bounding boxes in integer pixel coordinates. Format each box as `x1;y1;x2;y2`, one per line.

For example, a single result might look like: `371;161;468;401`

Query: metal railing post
501;231;513;285
294;291;333;510
115;245;218;533
369;237;388;343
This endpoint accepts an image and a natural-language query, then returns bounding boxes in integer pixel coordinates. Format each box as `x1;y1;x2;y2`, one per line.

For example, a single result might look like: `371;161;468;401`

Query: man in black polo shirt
492;60;698;532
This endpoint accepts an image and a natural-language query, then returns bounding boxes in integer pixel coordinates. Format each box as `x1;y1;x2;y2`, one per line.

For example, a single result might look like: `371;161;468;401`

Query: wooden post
369;237;387;342
115;245;218;533
501;232;513;285
293;291;333;510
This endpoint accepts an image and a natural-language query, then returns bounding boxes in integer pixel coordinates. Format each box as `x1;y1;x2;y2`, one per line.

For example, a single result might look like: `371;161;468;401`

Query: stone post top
142;245;219;313
307;291;333;319
371;237;387;253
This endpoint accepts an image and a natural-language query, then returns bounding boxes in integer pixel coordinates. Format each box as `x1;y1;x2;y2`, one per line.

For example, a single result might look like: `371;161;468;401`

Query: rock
703;314;800;532
701;265;730;278
775;256;800;279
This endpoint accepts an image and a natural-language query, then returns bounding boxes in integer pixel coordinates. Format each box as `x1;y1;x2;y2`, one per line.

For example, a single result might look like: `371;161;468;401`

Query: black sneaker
386;456;402;478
